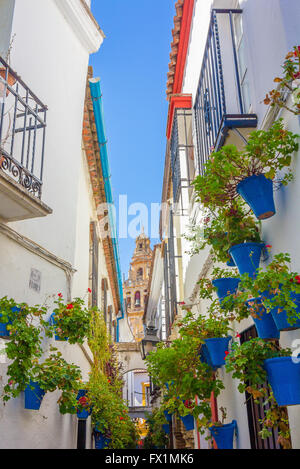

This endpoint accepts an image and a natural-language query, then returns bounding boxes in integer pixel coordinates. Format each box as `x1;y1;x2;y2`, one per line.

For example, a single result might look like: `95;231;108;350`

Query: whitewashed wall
0;0;104;449
179;0;300;449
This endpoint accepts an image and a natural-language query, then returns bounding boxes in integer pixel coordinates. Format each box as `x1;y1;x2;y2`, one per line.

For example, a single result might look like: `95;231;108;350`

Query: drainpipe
89;78;124;341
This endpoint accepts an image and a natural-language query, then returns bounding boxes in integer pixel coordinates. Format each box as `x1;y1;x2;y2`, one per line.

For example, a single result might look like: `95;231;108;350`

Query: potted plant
237;253;300;330
209;407;238;450
76;389;91;420
192;120;298;220
264;46;300;116
24;380;46;411
185;200;262;268
225;338;294;448
245;297;279;340
179;311;232;368
209;267;241;306
0;297;20;338
50;292;92;344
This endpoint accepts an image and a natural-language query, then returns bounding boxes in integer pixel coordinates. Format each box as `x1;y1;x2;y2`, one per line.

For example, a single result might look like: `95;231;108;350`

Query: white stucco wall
178;0;300;450
0;0;105;449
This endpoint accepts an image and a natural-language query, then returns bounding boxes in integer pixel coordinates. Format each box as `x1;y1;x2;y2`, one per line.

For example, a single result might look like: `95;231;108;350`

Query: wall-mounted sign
29;268;41;293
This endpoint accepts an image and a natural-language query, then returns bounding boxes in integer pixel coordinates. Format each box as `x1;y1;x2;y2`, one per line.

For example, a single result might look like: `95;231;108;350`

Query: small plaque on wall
29;268;41;293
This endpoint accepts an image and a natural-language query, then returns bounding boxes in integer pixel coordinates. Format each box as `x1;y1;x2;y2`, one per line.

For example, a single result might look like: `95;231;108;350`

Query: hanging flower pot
212;278;240;305
227;255;236;267
210;420;237;449
162;424;170;435
199;343;218;371
204;337;232;368
245;297;279;339
229;242;264;278
76;390;90;419
264;357;300;406
163;410;172;423
179;414;194;431
94;432;111;449
0;307;19;338
24;381;46;410
49;313;68;341
237;174;276;220
262;291;300;331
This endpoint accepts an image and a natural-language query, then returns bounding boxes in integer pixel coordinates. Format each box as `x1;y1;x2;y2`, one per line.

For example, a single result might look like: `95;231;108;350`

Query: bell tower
123;229;153;341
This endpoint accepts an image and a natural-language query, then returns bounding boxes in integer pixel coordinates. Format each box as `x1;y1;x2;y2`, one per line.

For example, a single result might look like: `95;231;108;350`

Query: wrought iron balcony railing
0;57;47;198
194;9;257;176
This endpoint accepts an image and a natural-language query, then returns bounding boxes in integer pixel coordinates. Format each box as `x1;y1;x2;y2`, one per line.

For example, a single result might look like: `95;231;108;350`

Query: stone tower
123;230;153;342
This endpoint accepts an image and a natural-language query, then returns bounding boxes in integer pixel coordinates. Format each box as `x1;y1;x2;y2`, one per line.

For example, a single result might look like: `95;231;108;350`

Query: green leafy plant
146;335;224;434
143;410;168;449
0;298;46;401
223;253;300;326
225;338;292;448
264;46;300;115
185;201;262;264
32;347;83;414
50;293;92;344
87;311;138;449
192;120;298;210
177;311;231;340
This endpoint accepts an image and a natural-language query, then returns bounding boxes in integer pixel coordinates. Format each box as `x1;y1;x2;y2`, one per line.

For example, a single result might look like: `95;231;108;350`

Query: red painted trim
210;390;218;449
166;94;192;140
195;396;201;449
172;0;195;95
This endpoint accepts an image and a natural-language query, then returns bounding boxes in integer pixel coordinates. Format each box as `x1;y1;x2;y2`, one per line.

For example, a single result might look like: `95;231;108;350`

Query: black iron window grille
194;9;257;176
0;56;47;198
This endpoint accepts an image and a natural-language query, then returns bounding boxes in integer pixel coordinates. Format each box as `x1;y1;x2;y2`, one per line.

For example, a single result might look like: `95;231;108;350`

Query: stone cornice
53;0;104;53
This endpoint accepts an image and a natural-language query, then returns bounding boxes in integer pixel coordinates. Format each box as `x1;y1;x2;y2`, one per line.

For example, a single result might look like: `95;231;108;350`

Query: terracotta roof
166;0;195;99
82;66;121;315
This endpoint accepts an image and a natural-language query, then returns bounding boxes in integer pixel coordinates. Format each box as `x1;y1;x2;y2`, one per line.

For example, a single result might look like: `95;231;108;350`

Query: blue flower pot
76;389;90;419
162;424;170;434
25;381;46;410
227;256;236;267
204;337;232;368
0;307;20;338
237;174;276;220
245;297;279;339
212;278;240;305
199;343;218;371
180;414;194;431
262;291;300;331
49;313;68;341
264;357;300;406
163;410;172;423
94;432;111;449
210;420;237;449
229;242;264;278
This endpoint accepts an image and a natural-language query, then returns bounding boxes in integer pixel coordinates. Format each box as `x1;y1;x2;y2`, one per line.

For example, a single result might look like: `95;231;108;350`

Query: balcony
0;57;52;221
194;9;258;176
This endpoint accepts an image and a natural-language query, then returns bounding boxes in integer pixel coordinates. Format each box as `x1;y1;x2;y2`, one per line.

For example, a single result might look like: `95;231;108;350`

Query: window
234;14;251;113
126;296;131;309
137;268;143;281
134;291;141;307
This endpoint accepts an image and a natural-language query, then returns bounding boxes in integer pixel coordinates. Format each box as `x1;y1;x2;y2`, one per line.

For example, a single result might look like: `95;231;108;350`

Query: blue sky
90;0;175;278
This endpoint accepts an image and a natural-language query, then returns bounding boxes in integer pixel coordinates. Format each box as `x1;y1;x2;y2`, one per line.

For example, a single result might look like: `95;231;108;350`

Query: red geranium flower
294;46;300;57
66;303;74;310
88;288;92;293
120;417;124;421
236;333;241;338
78;396;88;407
58;293;63;298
